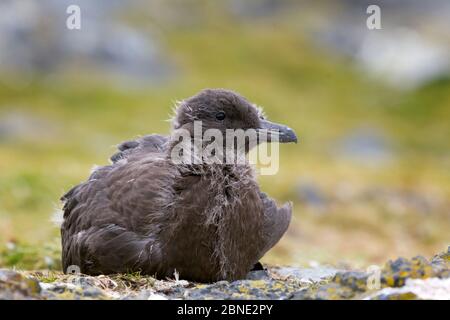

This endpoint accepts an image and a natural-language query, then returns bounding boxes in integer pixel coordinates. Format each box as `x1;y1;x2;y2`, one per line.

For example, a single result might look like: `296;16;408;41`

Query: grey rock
136;290;169;300
368;278;450;300
227;0;286;18
310;0;450;89
2;252;449;300
0;0;172;86
185;278;300;300
0;269;41;300
246;270;271;281
39;280;109;299
335;128;392;166
296;181;327;211
0;111;57;142
272;266;339;283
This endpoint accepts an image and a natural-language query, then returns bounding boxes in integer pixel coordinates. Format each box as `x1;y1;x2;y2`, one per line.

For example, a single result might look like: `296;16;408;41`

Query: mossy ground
1;247;448;300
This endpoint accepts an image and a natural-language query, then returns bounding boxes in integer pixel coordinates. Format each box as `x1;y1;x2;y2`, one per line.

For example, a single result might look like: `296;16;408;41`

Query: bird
60;88;297;282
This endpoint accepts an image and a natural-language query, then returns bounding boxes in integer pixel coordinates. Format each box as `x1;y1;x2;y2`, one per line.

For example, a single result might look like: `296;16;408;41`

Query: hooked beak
259;119;298;143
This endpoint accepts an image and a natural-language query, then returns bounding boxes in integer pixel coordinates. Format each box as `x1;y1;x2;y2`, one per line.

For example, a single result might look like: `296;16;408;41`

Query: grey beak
259;119;298;143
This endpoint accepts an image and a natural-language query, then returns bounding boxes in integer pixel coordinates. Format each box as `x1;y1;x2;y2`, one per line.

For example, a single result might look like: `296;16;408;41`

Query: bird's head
172;88;298;146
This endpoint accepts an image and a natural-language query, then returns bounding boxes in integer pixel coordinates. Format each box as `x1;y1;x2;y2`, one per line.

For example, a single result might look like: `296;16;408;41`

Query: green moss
32;271;60;283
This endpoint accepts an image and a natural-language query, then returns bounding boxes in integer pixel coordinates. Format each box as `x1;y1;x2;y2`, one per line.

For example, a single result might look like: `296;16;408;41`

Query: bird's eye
216;112;226;121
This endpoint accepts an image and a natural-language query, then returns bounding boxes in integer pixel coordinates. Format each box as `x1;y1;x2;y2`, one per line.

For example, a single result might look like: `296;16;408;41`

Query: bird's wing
110;134;169;163
60;158;176;276
61;134;170;275
61;223;161;275
258;192;292;256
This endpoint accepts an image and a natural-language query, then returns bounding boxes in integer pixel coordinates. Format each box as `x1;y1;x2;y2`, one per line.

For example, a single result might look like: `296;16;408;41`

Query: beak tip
284;128;298;144
259;119;298;144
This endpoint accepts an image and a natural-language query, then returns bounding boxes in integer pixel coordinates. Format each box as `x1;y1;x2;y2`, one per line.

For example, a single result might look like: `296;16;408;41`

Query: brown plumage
61;89;297;282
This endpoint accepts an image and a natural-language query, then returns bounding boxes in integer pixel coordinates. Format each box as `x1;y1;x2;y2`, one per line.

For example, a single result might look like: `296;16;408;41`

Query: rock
0;111;58;142
0;0;172;87
293;247;450;300
335;128;393;166
39;279;110;300
185;264;337;300
356;29;450;89
185;279;302;300
271;266;339;283
381;255;447;287
369;278;450;300
129;291;168;300
295;181;328;211
310;1;450;89
227;0;286;18
245;270;271;281
1;247;449;300
0;269;41;300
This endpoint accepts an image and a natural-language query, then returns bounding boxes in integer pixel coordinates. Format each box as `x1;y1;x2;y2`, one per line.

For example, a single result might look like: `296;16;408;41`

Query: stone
1;248;449;300
0;269;41;300
0;0;172;87
368;278;450;300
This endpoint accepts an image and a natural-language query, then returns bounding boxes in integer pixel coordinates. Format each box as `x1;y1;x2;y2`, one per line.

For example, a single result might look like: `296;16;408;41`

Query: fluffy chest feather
166;163;265;280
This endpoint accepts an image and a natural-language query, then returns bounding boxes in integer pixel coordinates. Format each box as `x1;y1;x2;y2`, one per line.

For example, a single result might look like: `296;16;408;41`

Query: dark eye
216;112;226;121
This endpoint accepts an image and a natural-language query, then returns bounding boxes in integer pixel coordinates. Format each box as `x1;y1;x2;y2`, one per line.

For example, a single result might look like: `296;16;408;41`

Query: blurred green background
0;0;449;270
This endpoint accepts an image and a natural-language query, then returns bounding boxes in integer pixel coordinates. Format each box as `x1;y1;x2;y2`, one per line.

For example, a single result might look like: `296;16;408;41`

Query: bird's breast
164;165;265;280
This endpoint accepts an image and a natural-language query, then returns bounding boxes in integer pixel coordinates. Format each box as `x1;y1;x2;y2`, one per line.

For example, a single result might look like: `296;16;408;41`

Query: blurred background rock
0;0;449;270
